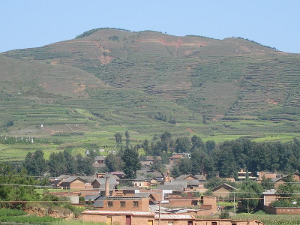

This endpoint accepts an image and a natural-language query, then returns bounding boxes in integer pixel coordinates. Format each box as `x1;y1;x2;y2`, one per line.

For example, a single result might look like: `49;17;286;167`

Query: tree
122;147;141;179
142;139;151;155
48;152;66;176
191;151;214;177
76;154;94;175
191;135;205;152
261;176;274;190
114;132;123;146
125;131;130;147
149;156;164;173
160;132;173;152
105;153;124;172
171;164;180;178
205;140;216;154
23;150;46;176
238;181;263;213
178;158;192;175
174;137;191;153
277;175;299;198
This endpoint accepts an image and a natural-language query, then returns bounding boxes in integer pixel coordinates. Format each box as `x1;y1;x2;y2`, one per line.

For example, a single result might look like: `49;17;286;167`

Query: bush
0;208;26;216
219;212;230;219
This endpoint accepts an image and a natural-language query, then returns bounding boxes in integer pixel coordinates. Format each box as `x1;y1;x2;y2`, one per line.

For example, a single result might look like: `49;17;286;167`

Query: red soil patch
186;128;195;133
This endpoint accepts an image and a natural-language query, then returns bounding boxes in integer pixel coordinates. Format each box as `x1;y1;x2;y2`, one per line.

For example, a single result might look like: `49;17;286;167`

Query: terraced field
1;28;300;161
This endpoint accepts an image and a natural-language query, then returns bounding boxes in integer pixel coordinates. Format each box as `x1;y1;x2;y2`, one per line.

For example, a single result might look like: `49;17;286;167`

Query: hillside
1;28;300;160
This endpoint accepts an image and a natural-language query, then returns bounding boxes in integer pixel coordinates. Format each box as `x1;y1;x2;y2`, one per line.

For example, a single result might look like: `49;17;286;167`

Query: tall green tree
238;181;263;213
122;147;141;179
174;137;191;153
114;132;123;146
105;153;124;172
191;135;205;152
23;150;46;176
125;131;130;147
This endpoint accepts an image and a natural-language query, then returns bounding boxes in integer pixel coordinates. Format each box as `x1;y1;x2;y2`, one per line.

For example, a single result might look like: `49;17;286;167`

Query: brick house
93;196;150;212
262;189;277;206
212;183;237;198
81;211;263;225
59;177;87;190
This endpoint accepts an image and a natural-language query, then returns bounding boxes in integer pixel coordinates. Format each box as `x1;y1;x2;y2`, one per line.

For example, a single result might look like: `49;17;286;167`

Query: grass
234;212;300;225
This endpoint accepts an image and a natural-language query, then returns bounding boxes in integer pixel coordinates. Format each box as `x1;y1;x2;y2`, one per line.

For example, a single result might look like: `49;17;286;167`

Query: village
46;153;300;225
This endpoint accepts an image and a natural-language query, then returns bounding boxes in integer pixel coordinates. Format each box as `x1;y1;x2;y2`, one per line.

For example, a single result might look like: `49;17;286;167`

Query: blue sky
1;0;299;53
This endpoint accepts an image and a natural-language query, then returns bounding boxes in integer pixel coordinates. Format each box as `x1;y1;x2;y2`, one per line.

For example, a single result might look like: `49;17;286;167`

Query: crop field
235;213;300;225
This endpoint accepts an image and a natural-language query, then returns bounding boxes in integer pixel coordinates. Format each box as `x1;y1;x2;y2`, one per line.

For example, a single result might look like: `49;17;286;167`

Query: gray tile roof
158;184;185;191
93;177;119;186
84;195;99;202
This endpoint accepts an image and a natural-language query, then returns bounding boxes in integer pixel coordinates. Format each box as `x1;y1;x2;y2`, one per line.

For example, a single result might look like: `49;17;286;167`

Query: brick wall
212;187;230;198
99;198;149;212
70;180;86;190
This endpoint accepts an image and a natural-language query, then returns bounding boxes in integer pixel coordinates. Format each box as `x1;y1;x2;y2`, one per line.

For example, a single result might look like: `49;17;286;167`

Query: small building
169;153;190;165
212;183;237;198
257;171;278;181
93;196;150;212
59;177;87;190
94;156;106;168
92;177;119;189
133;175;150;188
237;169;256;181
262;189;277;206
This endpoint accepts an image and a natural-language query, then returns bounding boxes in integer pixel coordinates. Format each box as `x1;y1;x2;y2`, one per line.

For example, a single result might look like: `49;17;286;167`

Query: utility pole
233;192;236;216
158;201;161;225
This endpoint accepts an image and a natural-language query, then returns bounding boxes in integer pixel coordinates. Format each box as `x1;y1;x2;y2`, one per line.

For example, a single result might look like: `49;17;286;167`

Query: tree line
116;132;300;179
23;150;95;177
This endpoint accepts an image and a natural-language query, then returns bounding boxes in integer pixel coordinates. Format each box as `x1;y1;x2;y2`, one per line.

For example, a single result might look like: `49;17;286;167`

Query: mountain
1;28;300;144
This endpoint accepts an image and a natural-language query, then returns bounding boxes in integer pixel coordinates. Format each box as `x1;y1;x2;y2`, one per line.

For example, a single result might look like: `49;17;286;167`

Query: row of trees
23;147;142;179
171;138;300;178
112;131;300;179
23;150;95;177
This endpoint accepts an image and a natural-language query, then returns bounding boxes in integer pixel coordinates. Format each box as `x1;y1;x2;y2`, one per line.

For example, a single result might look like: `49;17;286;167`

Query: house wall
82;214;153;225
98;198;149;212
133;181;150;187
202;196;217;211
158;220;194;225
212;187;230;198
92;181;100;189
82;213;262;225
292;174;300;181
194;220;262;225
264;205;300;214
274;180;285;189
264;195;277;206
168;198;196;207
70;180;86;190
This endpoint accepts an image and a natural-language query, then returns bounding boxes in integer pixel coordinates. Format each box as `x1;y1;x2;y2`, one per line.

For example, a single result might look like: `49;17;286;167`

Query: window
120;201;126;207
107;201;113;207
168;222;173;225
133;201;139;207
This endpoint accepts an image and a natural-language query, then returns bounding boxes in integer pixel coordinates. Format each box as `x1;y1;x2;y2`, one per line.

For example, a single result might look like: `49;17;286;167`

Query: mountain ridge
1;28;300;144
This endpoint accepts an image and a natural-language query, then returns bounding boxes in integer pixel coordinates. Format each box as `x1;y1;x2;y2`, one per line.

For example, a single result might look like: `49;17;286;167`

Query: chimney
105;174;110;197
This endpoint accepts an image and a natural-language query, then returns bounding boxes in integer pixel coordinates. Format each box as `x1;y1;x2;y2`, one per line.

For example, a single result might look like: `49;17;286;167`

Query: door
106;216;112;225
212;222;217;225
126;215;131;225
188;221;193;225
148;220;153;225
